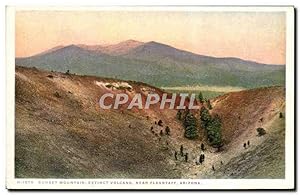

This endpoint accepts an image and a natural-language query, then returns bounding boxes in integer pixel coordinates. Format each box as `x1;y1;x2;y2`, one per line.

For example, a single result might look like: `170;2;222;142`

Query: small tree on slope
200;107;223;151
206;115;223;150
184;112;198;139
207;99;213;110
198;92;204;103
200;106;211;128
257;127;266;136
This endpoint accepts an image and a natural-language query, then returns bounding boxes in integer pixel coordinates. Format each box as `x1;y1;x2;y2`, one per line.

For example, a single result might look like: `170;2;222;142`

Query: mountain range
15;40;285;88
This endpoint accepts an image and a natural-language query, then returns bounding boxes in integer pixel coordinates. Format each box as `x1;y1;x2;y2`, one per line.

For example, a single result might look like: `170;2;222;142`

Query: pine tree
198;92;204;103
200;106;223;150
185;126;198;139
257;127;266;136
207;99;213;110
200;106;211;128
184;112;198;139
206;115;223;150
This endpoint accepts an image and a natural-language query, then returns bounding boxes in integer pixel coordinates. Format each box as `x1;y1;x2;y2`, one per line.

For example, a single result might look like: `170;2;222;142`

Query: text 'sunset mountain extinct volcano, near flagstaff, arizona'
15;40;285;179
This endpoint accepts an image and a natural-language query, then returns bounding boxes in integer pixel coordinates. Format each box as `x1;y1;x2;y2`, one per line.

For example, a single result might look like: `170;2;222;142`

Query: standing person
180;145;184;156
201;143;205;151
184;153;188;162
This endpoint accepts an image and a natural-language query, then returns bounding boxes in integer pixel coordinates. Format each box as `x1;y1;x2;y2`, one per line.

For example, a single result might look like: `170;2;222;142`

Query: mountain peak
97;40;144;55
35;45;66;56
120;39;144;44
114;40;144;48
146;41;169;46
33;44;86;57
77;44;105;51
142;41;177;51
58;44;91;52
65;44;80;49
147;41;159;44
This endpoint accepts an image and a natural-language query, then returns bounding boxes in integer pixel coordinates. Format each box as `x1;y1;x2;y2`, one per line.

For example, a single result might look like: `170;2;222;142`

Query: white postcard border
6;6;295;190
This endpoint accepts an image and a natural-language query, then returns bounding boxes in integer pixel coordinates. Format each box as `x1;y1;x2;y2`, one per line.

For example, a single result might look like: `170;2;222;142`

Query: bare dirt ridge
15;66;285;178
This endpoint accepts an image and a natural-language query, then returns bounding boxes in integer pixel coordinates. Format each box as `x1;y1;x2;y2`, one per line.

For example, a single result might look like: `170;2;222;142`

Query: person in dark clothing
184;153;188;162
180;145;184;156
201;143;205;151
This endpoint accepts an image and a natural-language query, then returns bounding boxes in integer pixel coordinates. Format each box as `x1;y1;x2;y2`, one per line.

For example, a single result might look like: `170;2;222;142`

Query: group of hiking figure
174;145;189;162
150;120;171;137
172;143;225;172
149;119;225;172
243;140;250;149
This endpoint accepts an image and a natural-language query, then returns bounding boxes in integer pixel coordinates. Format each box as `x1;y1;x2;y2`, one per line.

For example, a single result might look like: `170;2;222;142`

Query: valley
15;66;285;179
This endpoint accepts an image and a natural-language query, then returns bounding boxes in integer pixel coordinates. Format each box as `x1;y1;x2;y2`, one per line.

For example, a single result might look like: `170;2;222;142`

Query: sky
15;11;286;64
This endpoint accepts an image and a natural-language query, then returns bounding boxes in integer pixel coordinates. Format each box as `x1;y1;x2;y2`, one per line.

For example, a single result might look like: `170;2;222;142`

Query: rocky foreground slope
15;66;285;178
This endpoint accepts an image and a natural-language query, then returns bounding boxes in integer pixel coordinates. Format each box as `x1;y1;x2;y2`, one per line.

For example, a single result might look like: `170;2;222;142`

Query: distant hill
16;40;285;88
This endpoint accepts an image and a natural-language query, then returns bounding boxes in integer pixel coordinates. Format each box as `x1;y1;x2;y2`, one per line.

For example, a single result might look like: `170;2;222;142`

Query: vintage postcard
6;6;295;190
